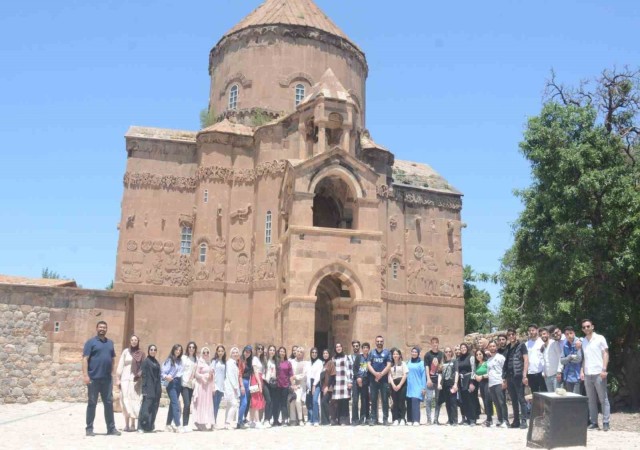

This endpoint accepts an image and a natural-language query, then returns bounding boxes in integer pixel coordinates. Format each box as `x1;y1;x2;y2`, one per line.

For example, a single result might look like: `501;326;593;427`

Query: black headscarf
411;346;421;364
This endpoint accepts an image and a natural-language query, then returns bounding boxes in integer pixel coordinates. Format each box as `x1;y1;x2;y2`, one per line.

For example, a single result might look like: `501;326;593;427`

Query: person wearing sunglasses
580;319;610;431
138;345;161;433
436;347;459;425
175;341;198;432
542;326;564;392
212;345;227;427
368;335;391;425
502;328;529;429
192;347;215;431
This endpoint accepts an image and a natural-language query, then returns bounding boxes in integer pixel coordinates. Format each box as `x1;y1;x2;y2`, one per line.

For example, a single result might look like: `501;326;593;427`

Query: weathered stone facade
0;284;130;404
114;0;465;356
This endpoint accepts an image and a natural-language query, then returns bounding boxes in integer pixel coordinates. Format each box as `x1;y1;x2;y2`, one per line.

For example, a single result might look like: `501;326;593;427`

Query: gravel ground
0;401;637;450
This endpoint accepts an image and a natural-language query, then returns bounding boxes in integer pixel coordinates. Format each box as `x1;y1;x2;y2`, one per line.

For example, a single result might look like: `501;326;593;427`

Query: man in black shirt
424;337;444;425
502;328;529;429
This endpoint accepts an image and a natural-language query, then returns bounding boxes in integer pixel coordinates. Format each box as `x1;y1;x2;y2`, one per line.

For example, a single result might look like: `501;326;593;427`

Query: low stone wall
0;284;131;404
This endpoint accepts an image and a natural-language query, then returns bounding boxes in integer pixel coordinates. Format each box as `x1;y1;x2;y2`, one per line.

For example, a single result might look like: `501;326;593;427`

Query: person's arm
601;347;609;380
452;361;459;392
397;364;407;388
522;352;529;386
115;351;125;385
437;373;443;390
367;360;376;376
82;356;90;385
381;360;392;377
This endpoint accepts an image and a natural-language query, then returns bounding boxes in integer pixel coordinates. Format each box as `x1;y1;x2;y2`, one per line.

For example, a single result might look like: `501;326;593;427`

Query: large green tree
499;68;640;409
464;265;495;334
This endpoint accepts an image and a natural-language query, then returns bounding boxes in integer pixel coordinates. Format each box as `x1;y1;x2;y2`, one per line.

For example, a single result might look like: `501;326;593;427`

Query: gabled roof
298;68;355;107
223;0;358;49
0;274;77;288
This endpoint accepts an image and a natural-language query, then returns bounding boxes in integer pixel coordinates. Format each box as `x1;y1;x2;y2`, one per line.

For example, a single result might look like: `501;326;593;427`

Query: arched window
180;226;192;255
199;243;207;263
265;210;272;244
295;84;305;106
229;84;238;110
392;261;399;280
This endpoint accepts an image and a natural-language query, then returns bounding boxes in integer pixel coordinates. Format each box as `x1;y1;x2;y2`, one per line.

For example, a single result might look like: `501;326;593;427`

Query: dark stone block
527;392;588;449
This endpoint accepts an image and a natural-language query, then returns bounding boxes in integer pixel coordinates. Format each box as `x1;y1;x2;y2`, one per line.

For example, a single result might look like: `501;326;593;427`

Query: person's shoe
510;421;520;429
520;419;528;429
587;423;599;430
391;420;398;426
236;423;247;430
368;419;375;426
470;421;476;427
107;429;122;436
500;422;508;429
484;420;492;427
603;423;610;432
451;422;458;426
85;430;96;437
137;429;144;434
413;421;420;426
382;419;390;426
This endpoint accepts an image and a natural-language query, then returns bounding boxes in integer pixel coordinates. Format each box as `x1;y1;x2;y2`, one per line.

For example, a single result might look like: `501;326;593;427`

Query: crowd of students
82;319;611;435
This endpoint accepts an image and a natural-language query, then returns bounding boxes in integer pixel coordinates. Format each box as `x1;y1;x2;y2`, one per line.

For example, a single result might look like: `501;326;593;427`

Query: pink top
277;360;293;388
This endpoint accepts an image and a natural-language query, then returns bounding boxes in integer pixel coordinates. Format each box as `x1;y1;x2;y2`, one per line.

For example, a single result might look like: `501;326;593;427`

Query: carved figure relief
236;253;251;283
196;268;209;281
163;241;175;254
212;237;227;281
414;245;424;260
231;236;245;252
141;240;153;253
126;240;138;251
121;252;144;284
126;215;135;229
389;216;398;231
230;204;252;223
254;245;279;281
146;254;165;285
152;240;164;252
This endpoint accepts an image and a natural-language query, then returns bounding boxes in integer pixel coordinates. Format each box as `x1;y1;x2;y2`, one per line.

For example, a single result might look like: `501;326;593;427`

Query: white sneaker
391;420;398;426
183;426;192;433
413;422;420;427
165;425;173;432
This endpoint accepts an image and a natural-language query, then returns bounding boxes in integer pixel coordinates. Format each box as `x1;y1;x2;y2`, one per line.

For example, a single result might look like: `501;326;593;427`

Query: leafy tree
199;107;216;129
464;265;496;334
499;68;640;409
41;267;62;279
105;280;114;290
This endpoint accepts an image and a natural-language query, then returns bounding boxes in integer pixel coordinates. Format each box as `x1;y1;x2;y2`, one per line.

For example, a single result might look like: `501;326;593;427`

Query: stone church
115;0;464;354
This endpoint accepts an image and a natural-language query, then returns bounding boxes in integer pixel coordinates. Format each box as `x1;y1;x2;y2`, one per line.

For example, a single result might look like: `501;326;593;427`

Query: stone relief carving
376;184;462;212
279;71;315;87
152;240;164;252
389;216;398;231
414;245;424;260
126;138;195;159
212;237;227;281
163;241;175;254
146;254;165;285
141;240;153;253
231;236;245;252
123;172;197;192
196;268;209;281
230;204;252;224
236;253;251;283
126;214;135;229
126;240;138;251
406;249;440;295
178;213;194;228
254;245;279;281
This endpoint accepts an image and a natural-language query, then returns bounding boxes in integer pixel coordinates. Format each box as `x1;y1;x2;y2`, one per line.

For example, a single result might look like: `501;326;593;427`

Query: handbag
249;384;260;394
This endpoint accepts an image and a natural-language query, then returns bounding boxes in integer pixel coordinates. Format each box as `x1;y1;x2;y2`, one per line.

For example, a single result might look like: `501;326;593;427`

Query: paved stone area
0;401;636;450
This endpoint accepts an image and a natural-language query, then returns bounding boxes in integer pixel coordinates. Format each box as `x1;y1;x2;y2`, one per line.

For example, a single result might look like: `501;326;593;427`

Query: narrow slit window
180;226;192;255
199;243;207;263
204;189;208;203
265;211;272;244
295;84;305;106
54;322;61;333
392;261;399;280
229;84;238;110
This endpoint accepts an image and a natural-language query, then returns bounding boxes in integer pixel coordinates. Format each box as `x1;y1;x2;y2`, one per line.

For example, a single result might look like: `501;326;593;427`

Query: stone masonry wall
0;284;131;404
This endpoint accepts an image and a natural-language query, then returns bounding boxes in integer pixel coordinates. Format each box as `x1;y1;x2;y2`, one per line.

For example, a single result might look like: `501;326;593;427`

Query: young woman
237;346;253;429
212;345;226;428
264;345;278;426
192;347;215;431
116;335;145;431
332;343;352;425
320;348;336;426
223;347;241;430
179;341;198;432
249;345;266;428
436;347;459;425
458;343;478;425
388;348;408;426
307;347;323;426
255;344;270;427
138;344;161;433
162;344;184;432
473;348;492;427
274;346;293;426
406;347;426;426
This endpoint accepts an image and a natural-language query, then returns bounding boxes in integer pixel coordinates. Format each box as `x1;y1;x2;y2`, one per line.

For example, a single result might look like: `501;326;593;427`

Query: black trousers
460;387;478;422
263;383;273;422
321;391;333;425
506;376;528;424
335;398;350;424
86;377;116;432
138;395;160;431
478;379;492;422
390;380;406;422
351;382;360;422
273;386;289;424
354;382;370;421
438;384;458;424
527;372;547;394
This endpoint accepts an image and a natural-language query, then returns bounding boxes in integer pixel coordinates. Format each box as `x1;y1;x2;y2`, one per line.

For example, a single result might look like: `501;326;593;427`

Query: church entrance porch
313;274;352;351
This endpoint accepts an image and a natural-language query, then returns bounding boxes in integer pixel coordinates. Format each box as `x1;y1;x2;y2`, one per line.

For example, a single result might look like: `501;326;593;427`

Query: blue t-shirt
369;348;391;374
406;359;426;399
83;336;116;379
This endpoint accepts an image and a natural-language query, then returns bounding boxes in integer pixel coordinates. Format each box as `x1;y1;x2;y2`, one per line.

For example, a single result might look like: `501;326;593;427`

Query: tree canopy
499;68;640;409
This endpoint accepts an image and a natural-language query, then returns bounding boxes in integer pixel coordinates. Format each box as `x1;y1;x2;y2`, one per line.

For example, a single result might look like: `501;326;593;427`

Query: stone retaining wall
0;284;131;404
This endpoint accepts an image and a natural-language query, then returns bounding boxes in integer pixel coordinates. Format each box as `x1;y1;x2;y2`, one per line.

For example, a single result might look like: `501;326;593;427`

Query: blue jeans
86;377;116;432
213;390;224;423
311;385;321;424
370;379;389;422
166;378;182;427
238;379;250;425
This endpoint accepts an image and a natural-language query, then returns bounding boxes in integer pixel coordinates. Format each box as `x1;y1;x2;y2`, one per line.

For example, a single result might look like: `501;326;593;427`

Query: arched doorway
314;274;352;351
312;176;355;229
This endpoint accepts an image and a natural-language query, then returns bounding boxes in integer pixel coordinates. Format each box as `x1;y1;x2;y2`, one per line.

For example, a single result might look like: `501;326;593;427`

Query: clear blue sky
1;1;638;307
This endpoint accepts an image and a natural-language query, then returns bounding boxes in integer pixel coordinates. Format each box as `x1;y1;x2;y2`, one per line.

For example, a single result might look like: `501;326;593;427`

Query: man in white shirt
542;326;564;392
526;324;547;393
580;319;610;431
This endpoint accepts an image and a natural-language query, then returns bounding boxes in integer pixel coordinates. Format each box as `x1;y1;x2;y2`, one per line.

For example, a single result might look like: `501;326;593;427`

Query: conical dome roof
223;0;359;49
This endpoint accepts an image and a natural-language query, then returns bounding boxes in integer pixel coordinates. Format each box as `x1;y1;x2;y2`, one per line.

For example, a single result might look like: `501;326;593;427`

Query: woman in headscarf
116;334;145;431
458;343;478;425
406;347;426;426
388;348;408;426
138;344;160;433
211;345;226;428
162;344;184;432
320;348;336;425
332;343;352;425
307;347;323;426
192;347;215;430
223;347;241;430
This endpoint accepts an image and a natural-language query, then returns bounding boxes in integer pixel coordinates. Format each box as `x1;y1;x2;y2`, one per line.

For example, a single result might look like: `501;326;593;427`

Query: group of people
81;319;611;436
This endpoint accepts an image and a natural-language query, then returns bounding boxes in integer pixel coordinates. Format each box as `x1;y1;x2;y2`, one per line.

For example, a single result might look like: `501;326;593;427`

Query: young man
424;337;444;425
348;340;361;424
353;342;371;425
368;335;392;425
502;328;529;429
82;321;121;436
580;319;610;431
487;341;508;428
558;326;583;394
542;326;564;392
525;324;547;393
497;334;508;355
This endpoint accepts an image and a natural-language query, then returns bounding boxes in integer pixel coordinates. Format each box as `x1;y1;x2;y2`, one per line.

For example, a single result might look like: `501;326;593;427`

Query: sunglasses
376;341;383;344
203;351;210;354
149;348;157;352
445;351;453;353
188;346;196;349
582;325;592;329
